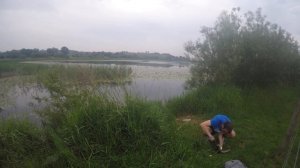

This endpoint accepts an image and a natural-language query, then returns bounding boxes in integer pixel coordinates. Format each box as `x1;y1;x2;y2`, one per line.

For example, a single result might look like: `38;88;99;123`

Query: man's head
222;121;233;134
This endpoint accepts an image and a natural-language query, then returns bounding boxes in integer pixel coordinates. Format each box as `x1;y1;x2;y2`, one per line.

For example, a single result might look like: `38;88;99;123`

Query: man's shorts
209;126;217;135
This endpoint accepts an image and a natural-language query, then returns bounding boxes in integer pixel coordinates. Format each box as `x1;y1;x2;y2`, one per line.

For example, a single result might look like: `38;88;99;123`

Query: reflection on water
99;78;187;103
0;61;190;122
0;85;49;125
127;78;186;101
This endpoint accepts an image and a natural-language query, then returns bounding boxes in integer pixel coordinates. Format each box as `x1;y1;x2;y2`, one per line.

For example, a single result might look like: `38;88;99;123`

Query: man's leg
200;120;215;141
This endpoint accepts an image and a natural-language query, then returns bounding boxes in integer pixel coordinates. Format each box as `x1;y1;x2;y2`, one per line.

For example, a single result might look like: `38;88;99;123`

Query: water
127;78;186;101
0;84;49;124
0;60;190;121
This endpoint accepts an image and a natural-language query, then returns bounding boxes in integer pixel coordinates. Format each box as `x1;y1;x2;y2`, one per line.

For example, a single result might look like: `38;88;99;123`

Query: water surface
0;60;190;121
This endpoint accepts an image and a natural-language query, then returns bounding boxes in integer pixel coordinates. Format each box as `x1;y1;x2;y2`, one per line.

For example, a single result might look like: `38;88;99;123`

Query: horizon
0;47;183;57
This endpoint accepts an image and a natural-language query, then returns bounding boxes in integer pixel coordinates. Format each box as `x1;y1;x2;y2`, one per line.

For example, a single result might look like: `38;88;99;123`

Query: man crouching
200;114;236;152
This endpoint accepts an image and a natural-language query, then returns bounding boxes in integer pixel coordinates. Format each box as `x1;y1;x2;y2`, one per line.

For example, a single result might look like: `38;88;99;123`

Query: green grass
43;89;174;167
166;85;242;117
0;62;299;167
166;86;300;167
0;119;50;167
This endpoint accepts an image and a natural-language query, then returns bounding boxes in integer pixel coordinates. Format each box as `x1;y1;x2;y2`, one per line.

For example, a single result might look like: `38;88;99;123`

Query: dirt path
176;115;203;125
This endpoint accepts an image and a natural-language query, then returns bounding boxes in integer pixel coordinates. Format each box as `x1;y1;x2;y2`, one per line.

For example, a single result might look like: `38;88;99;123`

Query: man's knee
200;122;206;128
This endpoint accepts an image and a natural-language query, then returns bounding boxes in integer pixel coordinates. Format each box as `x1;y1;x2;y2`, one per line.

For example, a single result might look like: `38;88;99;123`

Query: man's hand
217;144;231;153
217;144;223;151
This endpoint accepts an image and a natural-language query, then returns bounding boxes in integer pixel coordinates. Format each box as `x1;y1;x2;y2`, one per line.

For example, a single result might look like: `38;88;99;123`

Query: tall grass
167;85;242;117
0;60;47;77
34;87;177;167
37;65;132;87
0;60;132;84
0;119;49;167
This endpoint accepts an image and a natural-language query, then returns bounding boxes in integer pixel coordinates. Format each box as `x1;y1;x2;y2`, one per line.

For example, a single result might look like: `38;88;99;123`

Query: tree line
186;8;300;87
0;47;189;62
0;47;69;58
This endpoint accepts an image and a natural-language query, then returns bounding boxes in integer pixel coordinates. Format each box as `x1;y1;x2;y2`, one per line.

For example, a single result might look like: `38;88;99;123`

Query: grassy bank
1;60;299;167
1;82;299;167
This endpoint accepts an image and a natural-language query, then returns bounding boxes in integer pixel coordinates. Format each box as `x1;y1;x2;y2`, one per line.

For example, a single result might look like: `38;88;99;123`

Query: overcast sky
0;0;299;56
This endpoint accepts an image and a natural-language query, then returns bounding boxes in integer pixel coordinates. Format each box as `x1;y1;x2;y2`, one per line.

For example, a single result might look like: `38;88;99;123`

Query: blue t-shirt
210;114;231;133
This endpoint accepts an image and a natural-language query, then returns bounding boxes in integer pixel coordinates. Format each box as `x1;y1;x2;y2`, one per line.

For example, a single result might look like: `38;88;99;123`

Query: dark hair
224;122;233;133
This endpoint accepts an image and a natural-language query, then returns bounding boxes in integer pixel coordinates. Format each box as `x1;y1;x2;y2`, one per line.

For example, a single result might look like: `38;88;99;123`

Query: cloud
0;0;299;56
0;0;56;12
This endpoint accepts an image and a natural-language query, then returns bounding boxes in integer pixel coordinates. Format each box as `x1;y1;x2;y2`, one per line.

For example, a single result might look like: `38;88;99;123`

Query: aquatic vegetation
36;64;132;87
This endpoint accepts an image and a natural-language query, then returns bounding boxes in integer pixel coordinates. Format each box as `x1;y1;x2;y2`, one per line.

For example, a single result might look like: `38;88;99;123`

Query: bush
186;8;300;87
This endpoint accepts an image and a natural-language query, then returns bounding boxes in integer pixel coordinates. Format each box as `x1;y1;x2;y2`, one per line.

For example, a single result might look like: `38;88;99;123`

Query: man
200;114;236;151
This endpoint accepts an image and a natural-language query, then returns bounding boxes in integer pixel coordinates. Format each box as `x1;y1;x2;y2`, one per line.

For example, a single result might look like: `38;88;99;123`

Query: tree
61;46;69;56
185;8;300;87
235;9;300;86
47;48;60;56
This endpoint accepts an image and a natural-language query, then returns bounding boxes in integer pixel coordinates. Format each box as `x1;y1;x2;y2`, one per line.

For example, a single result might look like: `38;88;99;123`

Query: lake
0;60;191;122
